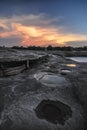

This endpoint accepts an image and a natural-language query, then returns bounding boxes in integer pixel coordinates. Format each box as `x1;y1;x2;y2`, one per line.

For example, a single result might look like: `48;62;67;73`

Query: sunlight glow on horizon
0;14;87;47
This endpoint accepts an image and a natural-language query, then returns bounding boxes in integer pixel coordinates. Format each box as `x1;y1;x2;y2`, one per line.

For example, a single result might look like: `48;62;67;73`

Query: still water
67;57;87;63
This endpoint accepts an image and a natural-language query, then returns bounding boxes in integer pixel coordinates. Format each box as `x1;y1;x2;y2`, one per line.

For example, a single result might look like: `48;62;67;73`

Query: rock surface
0;49;87;130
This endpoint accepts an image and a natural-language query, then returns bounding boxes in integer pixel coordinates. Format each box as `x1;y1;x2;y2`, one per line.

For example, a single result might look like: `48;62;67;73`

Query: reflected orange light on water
66;64;76;67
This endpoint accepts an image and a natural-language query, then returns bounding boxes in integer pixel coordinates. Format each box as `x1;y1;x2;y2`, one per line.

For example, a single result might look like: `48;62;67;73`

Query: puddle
34;72;68;87
67;57;87;63
45;66;50;69
35;100;72;125
66;64;76;67
60;69;72;75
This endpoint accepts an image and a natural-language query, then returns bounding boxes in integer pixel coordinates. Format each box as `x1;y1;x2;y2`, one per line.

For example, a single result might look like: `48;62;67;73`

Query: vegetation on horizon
0;45;87;51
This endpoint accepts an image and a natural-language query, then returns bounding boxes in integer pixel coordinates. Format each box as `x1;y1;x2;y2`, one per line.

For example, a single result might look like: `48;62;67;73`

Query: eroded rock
35;100;72;125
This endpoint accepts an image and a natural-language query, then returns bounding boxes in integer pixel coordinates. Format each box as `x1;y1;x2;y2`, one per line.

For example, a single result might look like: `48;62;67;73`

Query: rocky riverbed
0;49;87;130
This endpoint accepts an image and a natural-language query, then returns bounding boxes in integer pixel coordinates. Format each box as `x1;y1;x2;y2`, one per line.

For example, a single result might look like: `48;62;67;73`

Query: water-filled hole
35;100;72;125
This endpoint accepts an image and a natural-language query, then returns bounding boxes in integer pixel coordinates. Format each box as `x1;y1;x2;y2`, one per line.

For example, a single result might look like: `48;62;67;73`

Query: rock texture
0;49;87;130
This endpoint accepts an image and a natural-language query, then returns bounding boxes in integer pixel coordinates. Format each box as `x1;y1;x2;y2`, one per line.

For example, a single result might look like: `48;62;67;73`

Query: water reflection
66;64;76;67
34;72;68;87
60;69;72;75
67;57;87;63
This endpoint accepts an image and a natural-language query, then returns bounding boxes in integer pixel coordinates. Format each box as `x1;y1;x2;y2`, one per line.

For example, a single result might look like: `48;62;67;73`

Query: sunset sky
0;0;87;47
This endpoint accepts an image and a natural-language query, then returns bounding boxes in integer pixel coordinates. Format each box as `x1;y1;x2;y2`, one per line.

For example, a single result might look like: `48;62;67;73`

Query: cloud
0;14;87;47
0;36;22;47
65;41;87;47
0;23;9;32
0;27;4;31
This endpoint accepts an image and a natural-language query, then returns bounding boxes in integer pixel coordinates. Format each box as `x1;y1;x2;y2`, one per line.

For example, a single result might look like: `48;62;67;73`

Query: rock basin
34;72;69;87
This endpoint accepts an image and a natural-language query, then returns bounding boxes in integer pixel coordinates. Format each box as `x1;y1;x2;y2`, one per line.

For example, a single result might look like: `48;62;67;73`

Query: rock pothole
34;72;68;87
35;100;72;125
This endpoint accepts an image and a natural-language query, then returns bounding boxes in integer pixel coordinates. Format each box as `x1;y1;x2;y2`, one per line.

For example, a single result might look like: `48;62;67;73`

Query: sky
0;0;87;47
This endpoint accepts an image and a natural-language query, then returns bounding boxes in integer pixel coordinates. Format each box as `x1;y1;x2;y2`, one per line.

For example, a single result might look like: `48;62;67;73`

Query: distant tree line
0;45;87;51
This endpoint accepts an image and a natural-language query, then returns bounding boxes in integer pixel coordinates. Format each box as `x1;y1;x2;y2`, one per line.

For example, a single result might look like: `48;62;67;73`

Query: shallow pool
34;72;68;87
67;57;87;63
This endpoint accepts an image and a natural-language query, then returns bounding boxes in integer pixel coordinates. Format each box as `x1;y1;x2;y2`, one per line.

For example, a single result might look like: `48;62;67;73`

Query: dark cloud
65;41;87;47
0;37;22;47
0;27;5;31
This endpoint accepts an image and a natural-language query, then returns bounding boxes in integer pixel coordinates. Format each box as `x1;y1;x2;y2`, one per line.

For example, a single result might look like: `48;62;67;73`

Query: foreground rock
0;49;47;76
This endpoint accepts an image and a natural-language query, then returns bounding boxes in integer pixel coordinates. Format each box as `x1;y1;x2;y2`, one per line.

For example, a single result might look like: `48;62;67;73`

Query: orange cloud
0;31;18;38
0;15;87;46
13;23;87;46
0;22;8;30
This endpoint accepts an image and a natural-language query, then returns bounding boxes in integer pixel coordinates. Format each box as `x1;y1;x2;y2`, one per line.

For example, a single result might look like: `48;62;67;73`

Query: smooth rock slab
0;89;85;130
